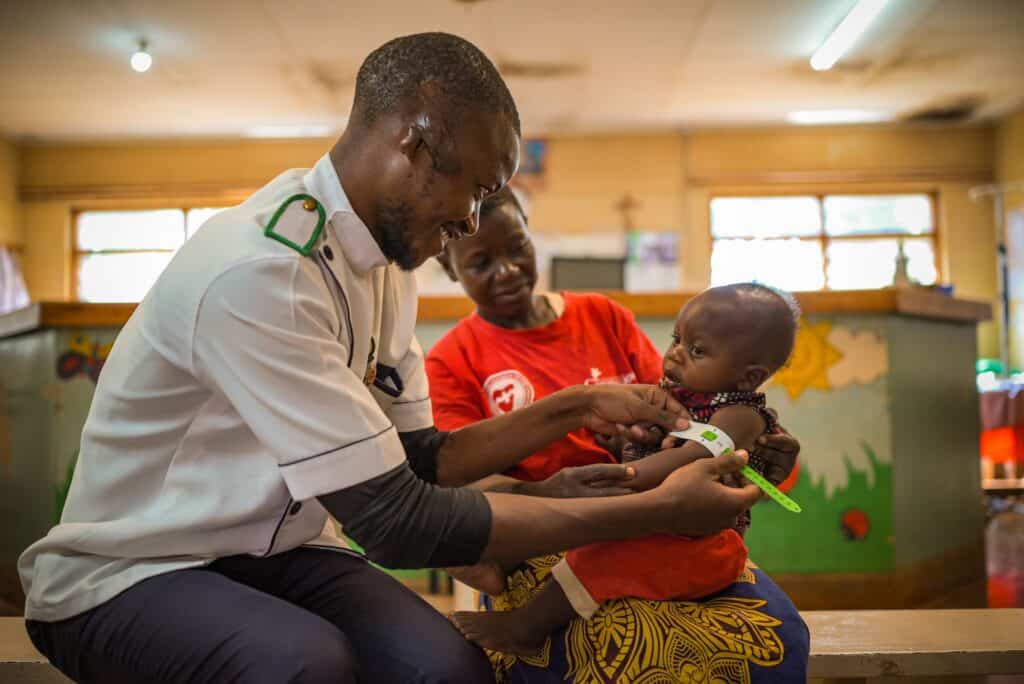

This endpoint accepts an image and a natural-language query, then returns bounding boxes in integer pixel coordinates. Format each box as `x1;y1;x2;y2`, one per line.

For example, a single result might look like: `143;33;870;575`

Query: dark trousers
26;547;492;684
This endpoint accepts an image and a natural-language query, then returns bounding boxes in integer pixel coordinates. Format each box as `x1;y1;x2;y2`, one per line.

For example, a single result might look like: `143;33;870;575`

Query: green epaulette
263;193;325;256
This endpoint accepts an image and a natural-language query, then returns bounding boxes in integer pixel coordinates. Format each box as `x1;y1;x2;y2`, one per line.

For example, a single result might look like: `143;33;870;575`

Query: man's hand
530;463;637;498
752;412;800;486
652;450;761;537
657;410;800;489
579;384;690;445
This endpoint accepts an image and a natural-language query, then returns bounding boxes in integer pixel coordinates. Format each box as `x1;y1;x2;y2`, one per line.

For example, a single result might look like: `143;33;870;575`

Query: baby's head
663;283;799;394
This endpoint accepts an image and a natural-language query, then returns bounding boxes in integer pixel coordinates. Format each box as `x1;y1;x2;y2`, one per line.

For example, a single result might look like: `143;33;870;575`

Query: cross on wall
614;194;641;231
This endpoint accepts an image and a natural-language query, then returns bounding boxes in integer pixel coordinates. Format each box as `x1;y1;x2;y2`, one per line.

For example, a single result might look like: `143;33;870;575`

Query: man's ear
436;251;458;282
398;117;428;164
739;365;770;392
399;108;459;174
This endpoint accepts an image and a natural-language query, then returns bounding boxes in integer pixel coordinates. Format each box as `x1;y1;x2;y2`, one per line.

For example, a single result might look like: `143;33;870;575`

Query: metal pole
970;182;1024;376
994;192;1011;375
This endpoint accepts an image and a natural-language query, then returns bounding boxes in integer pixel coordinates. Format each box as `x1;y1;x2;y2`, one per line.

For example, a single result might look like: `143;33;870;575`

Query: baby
452;283;800;656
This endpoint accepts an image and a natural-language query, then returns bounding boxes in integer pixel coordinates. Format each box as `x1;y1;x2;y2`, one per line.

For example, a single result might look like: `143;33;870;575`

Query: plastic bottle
987;508;1024;608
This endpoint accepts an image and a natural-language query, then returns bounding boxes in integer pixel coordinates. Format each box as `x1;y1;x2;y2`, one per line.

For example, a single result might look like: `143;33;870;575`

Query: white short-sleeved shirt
19;154;433;622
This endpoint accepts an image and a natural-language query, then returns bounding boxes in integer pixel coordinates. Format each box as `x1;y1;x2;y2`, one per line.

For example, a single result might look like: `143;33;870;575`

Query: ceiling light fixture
787;109;890;125
130;39;152;73
810;0;889;72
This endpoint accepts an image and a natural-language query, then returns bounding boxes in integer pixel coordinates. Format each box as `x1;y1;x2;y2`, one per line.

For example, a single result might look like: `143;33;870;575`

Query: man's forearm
466;474;528;494
321;463;665;569
436;386;589;486
469;474;573;497
478;490;666;567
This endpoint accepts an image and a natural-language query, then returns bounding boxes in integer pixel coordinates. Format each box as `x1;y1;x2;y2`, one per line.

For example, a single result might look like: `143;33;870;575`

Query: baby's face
662;294;747;393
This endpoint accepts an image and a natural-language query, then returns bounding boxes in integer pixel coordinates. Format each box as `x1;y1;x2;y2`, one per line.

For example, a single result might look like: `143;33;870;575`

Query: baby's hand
593;432;628;459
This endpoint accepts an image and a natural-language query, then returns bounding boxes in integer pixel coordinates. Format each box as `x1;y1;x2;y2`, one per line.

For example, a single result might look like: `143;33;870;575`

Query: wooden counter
0;289;994;338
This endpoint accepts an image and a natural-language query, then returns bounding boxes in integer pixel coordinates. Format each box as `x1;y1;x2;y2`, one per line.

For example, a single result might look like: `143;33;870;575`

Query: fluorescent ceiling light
244;124;332;138
810;0;889;71
787;110;890;125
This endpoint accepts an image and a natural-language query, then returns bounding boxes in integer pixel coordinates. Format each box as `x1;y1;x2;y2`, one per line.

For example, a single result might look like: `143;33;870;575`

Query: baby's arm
624;405;767;492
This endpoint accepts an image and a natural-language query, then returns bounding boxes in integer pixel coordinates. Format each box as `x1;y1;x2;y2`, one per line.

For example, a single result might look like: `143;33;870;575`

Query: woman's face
444;202;538;321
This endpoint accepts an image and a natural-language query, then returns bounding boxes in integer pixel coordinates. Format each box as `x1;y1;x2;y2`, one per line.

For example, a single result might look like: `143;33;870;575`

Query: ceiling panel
0;0;1021;139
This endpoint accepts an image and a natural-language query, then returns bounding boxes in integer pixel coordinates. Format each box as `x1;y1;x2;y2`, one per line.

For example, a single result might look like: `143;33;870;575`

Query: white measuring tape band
668;421;736;457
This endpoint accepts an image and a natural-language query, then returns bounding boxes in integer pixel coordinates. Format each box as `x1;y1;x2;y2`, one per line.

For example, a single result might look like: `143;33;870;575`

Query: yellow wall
999;111;1024;205
525;133;686;235
0;138;18;247
18;139;327;300
15;125;1000;355
19;202;71;301
996;110;1024;368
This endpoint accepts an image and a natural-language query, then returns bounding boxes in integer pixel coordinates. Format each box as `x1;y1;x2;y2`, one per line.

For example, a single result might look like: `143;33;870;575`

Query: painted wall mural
826;327;888;388
748;317;894;574
771;319;843;400
47;331;117;524
0;326;120;594
57;332;112;383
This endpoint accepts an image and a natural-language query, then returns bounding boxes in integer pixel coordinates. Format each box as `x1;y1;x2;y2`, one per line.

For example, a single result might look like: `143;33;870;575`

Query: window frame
72;204;229;301
707;190;942;291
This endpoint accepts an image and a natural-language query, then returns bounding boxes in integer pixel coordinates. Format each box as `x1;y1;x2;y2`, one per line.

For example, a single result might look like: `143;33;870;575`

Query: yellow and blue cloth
485;554;809;683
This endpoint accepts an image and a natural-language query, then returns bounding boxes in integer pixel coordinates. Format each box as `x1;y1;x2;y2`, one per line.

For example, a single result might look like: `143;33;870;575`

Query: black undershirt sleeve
398;427;448;484
317;461;491;569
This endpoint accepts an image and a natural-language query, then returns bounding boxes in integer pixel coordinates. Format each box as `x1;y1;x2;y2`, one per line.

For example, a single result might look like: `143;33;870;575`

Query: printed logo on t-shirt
583;367;637;386
483;369;536;415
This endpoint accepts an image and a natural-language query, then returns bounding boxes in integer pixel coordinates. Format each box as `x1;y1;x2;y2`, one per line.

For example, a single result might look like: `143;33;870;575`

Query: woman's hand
652;450;761;537
577;384;690;445
528;463;637;498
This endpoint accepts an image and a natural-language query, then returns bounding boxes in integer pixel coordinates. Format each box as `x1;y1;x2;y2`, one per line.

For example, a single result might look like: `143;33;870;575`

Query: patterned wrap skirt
485;555;809;684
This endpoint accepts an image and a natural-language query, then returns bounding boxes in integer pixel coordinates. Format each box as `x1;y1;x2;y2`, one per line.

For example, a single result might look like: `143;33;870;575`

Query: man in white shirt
20;33;794;683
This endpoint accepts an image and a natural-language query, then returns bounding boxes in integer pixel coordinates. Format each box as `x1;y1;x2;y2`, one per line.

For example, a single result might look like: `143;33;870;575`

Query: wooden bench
4;611;1024;682
0;617;69;683
806;609;1024;681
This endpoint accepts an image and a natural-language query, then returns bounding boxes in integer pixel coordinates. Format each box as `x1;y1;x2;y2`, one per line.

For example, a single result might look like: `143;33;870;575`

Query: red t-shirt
425;292;664;481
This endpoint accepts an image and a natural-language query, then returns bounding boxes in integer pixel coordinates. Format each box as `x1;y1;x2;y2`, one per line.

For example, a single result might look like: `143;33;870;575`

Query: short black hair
706;282;801;372
480;185;527;226
353;32;521;137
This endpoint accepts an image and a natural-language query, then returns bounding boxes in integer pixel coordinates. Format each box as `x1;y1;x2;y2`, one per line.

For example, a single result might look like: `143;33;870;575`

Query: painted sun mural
770;319;843;400
753;317;894;572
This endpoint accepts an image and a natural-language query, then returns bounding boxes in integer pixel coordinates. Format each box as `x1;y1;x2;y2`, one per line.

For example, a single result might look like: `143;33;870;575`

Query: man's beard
375;201;418;271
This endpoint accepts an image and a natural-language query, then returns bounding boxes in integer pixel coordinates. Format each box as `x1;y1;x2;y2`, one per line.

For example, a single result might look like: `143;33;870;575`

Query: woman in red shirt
425;187;809;683
427;223;662;482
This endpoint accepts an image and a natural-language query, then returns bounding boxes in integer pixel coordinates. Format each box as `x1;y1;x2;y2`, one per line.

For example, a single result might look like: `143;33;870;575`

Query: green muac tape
670;422;802;513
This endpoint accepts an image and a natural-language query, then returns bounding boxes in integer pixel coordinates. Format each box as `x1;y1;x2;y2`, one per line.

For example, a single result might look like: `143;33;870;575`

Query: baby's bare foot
446;562;507;596
451;610;546;657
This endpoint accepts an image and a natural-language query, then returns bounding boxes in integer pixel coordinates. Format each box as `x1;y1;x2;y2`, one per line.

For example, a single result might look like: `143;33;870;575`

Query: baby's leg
452;533;748;655
446;561;507;596
451;577;575;656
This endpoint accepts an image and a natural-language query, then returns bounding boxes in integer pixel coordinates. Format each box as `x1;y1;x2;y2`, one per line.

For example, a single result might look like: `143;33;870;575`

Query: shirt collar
303;153;388;275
